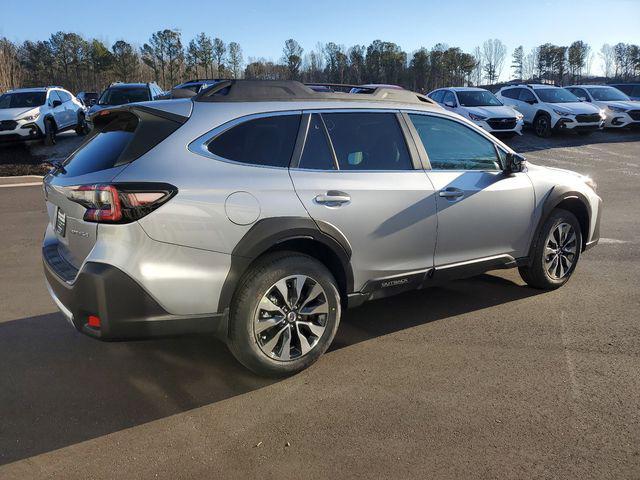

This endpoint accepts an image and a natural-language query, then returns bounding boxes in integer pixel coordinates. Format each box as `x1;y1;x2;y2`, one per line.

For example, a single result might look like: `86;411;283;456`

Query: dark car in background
87;82;164;127
609;83;640;101
77;91;99;107
158;79;224;99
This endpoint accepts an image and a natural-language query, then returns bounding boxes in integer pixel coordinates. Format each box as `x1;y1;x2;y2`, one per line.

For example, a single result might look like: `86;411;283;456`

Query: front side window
207;114;301;168
409;114;501;171
57;90;72;102
430;90;445;103
321;112;412;171
0;91;46;109
48;91;62;105
442;91;456;106
518;89;537;102
500;89;518;100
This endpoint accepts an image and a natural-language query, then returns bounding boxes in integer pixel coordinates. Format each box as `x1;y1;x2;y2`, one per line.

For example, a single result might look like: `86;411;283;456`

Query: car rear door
289;111;437;291
405;112;534;271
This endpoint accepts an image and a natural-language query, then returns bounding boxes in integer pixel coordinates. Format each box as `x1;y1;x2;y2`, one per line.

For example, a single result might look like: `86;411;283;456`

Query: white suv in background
565;85;640;129
0;87;87;145
428;87;523;136
496;84;605;137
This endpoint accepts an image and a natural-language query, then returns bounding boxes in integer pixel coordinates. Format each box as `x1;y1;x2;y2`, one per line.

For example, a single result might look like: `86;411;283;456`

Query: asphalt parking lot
0;129;639;479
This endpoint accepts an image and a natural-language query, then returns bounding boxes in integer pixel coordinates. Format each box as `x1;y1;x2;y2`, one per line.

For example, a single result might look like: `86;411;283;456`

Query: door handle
438;188;464;200
314;191;351;206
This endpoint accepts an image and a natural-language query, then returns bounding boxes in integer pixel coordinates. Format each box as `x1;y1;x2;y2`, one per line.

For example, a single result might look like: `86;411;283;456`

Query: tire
533;113;552;138
75;112;87;135
519;209;582;290
43;119;56;146
228;252;341;377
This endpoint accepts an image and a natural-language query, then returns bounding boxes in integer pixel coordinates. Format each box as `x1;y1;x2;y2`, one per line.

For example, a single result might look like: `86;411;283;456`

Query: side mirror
444;101;456;108
525;99;537;105
52;100;62;108
504;152;526;173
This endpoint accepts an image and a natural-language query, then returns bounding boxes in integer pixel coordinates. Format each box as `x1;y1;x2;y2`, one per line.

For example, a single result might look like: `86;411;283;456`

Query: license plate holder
55;208;66;236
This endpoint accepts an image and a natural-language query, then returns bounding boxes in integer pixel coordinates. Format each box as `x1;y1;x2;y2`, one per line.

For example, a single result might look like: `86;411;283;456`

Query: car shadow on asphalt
0;272;541;465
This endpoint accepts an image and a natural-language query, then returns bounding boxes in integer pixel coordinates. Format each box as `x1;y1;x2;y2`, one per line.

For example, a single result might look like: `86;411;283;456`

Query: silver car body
42;84;602;338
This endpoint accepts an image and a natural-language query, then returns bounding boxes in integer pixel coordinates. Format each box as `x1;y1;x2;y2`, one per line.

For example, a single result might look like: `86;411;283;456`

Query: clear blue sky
1;0;639;77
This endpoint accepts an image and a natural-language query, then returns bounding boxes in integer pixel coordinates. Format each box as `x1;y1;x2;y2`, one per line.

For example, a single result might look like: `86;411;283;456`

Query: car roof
565;84;613;88
449;87;488;92
6;87;61;93
108;83;150;89
195;80;437;108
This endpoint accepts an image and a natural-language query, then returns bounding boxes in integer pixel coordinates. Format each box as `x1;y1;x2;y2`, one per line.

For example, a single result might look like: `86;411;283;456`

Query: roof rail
184;78;224;84
47;85;64;89
195;80;435;106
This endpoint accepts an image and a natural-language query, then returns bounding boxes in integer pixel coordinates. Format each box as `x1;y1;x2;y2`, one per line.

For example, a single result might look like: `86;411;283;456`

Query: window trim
188;110;303;170
290;108;422;172
402;110;507;173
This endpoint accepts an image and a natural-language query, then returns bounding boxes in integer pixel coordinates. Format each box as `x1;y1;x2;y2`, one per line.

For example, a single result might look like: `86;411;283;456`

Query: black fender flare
216;216;354;315
43;114;57;131
527;186;592;259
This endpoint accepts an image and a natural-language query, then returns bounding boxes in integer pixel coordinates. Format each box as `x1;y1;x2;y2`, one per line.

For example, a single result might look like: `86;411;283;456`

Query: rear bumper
44;257;226;340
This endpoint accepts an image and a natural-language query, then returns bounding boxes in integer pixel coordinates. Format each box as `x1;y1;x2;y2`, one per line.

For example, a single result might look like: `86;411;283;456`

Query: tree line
1;30;639;95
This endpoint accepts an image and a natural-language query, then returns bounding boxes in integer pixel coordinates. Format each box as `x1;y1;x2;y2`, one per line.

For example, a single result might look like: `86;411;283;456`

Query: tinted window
500;89;518;100
457;90;502;107
0;92;46;109
208;114;301;168
587;87;629;101
443;91;456;105
299;114;335;170
409;114;500;171
98;87;151;106
57;91;72;102
613;84;632;95
63;114;138;176
322;112;412;171
535;88;579;103
430;90;445;103
48;91;62;104
518;88;537;102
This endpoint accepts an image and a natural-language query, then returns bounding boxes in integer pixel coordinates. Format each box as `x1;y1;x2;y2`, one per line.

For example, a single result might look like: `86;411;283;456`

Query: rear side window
208;114;301;168
299;114;335;170
322;112;412;171
63;114;138;177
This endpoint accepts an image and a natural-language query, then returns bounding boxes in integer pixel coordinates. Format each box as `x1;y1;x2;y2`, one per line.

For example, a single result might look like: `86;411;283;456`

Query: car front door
289;111;438;291
516;88;539;123
406;112;535;271
48;91;67;127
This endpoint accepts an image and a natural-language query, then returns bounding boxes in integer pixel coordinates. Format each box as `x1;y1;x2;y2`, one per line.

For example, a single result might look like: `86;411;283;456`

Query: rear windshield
62;114;138;176
98;87;150;106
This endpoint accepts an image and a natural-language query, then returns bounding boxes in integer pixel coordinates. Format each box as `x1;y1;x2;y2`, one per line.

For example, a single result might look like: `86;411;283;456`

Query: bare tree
482;39;507;84
599;44;614;78
472;46;483;85
0;38;24;91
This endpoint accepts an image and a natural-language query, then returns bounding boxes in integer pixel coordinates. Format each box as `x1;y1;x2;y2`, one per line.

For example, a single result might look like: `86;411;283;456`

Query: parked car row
428;83;640;138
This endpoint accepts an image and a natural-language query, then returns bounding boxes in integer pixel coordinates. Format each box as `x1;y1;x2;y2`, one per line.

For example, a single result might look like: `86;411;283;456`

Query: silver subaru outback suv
42;80;602;376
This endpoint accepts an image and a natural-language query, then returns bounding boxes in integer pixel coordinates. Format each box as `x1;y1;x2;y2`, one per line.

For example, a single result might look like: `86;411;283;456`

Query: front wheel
519;209;582;290
533;114;552;138
228;252;341;377
43;119;56;146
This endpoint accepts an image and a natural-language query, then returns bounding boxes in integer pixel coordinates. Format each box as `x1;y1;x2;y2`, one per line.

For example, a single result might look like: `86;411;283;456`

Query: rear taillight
63;183;177;223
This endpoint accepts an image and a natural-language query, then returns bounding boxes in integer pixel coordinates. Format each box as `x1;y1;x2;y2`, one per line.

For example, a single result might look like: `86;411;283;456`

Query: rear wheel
228;252;341;377
519;209;582;290
43;119;56;146
533;113;552;138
